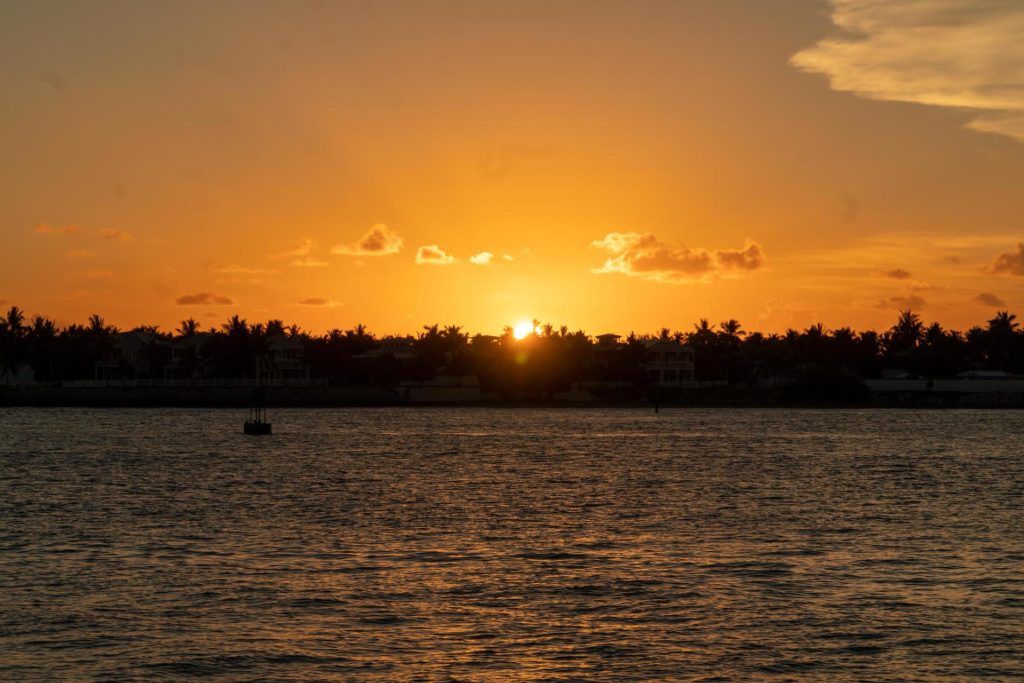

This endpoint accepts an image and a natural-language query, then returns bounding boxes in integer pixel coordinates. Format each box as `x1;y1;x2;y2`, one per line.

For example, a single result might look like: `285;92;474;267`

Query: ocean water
1;407;1023;681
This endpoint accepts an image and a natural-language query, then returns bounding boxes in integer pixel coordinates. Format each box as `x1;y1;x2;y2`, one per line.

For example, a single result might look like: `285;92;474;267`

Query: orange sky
2;0;1023;335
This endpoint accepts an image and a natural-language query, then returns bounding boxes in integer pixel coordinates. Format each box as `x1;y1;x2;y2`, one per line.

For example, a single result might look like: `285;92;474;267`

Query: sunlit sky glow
2;0;1023;334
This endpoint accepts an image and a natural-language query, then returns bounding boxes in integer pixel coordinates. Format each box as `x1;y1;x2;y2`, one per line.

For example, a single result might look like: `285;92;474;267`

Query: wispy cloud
791;1;1024;141
272;237;317;259
208;264;278;276
84;269;114;280
975;292;1006;307
99;228;133;241
297;297;343;307
65;249;96;259
331;224;404;256
469;251;494;265
591;232;765;284
34;223;80;235
291;257;328;268
176;292;234;305
990;243;1024;275
415;245;456;265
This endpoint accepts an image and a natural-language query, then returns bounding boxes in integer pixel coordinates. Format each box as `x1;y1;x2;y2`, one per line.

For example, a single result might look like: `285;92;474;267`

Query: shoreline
3;385;1024;409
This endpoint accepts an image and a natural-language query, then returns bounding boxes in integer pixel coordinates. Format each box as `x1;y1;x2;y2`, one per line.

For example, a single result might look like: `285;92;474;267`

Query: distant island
1;306;1023;407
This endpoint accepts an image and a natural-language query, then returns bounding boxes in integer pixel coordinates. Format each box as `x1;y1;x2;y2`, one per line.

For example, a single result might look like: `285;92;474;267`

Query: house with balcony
165;332;213;380
351;336;417;363
264;333;310;381
643;339;695;386
94;330;169;380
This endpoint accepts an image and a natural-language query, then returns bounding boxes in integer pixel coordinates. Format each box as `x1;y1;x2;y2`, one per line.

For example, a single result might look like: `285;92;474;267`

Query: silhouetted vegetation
2;306;1023;399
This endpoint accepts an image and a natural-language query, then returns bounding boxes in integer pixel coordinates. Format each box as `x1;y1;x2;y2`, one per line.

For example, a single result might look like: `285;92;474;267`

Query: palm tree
3;306;25;334
987;311;1018;335
719;319;744;339
177;318;200;337
0;306;27;383
889;309;924;355
265;319;286;337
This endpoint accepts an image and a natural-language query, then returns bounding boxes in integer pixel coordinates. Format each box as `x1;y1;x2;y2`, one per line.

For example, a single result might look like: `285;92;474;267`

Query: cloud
415;245;456;265
66;249;96;259
272;237;317;259
34;223;80;235
469;251;494;265
331;224;403;256
975;292;1006;307
880;268;912;280
590;232;765;284
84;269;114;279
175;292;234;306
38;70;67;92
99;228;134;241
877;294;926;310
291;257;328;268
502;254;515;261
791;1;1024;142
208;264;278;275
297;297;343;307
990;243;1024;275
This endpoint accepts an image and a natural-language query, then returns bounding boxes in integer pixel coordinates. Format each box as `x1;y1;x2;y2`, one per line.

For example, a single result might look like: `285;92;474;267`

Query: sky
2;0;1024;336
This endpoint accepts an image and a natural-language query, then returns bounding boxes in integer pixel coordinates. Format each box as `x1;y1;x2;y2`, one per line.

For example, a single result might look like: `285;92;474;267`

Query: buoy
244;406;272;435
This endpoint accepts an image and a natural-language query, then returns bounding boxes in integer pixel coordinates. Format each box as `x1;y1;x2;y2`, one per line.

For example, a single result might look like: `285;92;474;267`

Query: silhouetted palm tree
177;318;200;337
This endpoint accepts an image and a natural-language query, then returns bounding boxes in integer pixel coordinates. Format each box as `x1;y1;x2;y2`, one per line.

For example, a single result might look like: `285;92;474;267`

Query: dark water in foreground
1;408;1023;681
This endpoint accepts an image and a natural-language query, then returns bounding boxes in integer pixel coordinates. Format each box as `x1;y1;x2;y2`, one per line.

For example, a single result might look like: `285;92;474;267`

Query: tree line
1;306;1021;396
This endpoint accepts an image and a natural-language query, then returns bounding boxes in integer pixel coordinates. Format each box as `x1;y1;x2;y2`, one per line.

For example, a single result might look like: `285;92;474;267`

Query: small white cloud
469;251;494;265
415;245;456;265
502;254;515;261
331;224;403;256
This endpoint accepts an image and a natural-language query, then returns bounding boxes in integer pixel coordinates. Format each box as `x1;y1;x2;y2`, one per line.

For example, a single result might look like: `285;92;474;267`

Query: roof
643;339;693;351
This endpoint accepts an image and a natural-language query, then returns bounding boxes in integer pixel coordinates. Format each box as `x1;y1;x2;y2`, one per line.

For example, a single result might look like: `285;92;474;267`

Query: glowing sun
512;320;537;340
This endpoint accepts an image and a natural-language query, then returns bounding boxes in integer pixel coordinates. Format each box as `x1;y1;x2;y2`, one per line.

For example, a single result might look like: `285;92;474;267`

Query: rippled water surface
2;407;1024;681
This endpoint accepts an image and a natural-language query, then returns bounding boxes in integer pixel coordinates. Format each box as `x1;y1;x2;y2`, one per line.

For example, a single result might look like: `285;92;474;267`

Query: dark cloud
991;243;1024;275
877;294;926;309
38;70;67;92
880;268;912;280
974;292;1006;307
297;297;341;307
176;292;233;306
591;232;765;284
